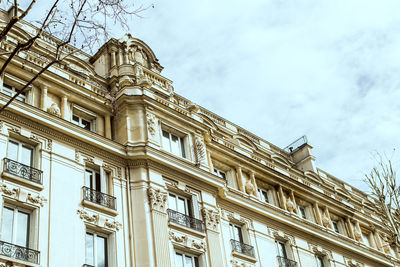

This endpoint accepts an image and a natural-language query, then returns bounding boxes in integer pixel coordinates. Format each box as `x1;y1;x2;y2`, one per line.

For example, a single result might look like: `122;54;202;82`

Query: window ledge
1;172;44;191
232;251;257;262
82;200;118;216
168;221;206;238
0;254;41;267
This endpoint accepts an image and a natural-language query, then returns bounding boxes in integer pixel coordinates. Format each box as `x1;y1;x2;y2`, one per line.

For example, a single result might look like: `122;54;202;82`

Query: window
332;221;340;233
229;223;243;243
213;168;226;180
316;255;325;267
175;251;199;267
73;114;93;131
298;206;307;219
1;83;26;102
86;168;102;192
7;140;34;167
161;130;186;158
258;188;269;204
362;232;371;246
1;205;30;248
72;104;97;132
85;232;108;267
168;193;191;216
276;241;288;259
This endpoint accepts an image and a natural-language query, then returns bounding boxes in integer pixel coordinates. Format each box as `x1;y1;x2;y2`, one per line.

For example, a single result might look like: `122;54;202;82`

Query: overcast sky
22;1;400;191
122;0;400;191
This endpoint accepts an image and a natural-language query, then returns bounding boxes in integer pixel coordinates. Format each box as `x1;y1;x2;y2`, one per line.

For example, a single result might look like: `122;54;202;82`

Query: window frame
85;230;109;267
1;204;33;249
1;83;26;102
72;104;97;132
168;192;192;216
213;168;226;180
229;222;244;243
161;128;187;159
7;138;36;167
315;255;325;267
174;250;199;267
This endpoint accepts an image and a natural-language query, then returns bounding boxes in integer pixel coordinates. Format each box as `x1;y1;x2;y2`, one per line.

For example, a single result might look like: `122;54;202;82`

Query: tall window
276;241;288;259
258;188;269;204
297;206;307;219
85;232;108;267
175;252;199;267
2;84;26;102
7;140;33;167
229;223;243;243
316;255;325;267
331;221;340;233
168;193;191;216
85;168;102;192
1;206;30;248
161;130;186;158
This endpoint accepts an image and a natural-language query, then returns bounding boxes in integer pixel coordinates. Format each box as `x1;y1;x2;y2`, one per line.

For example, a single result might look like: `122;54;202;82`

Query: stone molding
148;187;168;212
169;230;206;253
202;207;220;231
0;183;47;208
77;208;122;231
230;259;253;267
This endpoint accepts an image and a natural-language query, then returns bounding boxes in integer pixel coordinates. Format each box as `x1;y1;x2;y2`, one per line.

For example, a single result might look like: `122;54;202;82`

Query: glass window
229;223;243;243
362;232;371;246
72;114;93;131
332;221;339;233
298;206;307;219
316;256;325;267
213;168;226;180
276;241;288;259
85;169;101;192
168;193;191;216
258;188;269;203
85;232;108;267
161;130;186;158
1;206;30;248
2;84;26;102
175;252;199;267
7;140;33;167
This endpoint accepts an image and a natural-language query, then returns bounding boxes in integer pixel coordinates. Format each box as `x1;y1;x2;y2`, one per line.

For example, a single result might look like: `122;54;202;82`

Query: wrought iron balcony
0;240;40;264
277;256;298;267
3;158;43;184
82;186;116;210
167;209;204;232
230;239;255;258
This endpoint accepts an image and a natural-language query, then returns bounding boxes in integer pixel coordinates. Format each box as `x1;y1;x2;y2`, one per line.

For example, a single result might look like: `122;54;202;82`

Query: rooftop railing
82;186;116;210
167;209;204;232
0;240;40;264
230;239;255;258
3;158;43;184
283;135;308;154
277;256;298;267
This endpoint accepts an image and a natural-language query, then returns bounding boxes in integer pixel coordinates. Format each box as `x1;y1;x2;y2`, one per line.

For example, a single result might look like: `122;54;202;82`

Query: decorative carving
194;137;206;166
322;215;331;227
77;209;99;224
117;167;122;178
104;219;122;231
75;151;80;162
245;179;255;195
230;260;250;267
8;125;20;134
147;187;168;212
169;231;188;243
82;154;94;165
202;207;220;231
191;239;206;251
146;113;157;137
47;139;52;151
0;184;18;197
169;231;206;252
47;103;61;117
346;259;363;267
27;193;47;207
30;134;39;142
286;198;295;213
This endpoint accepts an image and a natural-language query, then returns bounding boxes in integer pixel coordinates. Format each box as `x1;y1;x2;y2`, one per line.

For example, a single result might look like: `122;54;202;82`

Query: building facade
0;8;398;267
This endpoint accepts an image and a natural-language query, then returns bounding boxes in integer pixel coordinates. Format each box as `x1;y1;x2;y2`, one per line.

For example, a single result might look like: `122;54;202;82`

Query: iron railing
82;186;116;210
230;239;255;258
3;158;43;184
0;240;40;264
277;256;298;267
283;135;308;154
167;209;204;232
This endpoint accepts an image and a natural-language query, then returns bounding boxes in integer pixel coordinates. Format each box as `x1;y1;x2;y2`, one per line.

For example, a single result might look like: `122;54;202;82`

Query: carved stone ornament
147;187;168;212
347;259;363;267
169;231;207;252
286;198;295;213
169;231;188;243
245;179;255;195
146;113;157;137
47;103;61;117
27;193;47;207
322;215;331;228
202;207;220;231
104;219;122;231
230;260;251;267
75;151;81;162
194;137;206;165
47;139;53;151
0;184;19;198
77;209;99;224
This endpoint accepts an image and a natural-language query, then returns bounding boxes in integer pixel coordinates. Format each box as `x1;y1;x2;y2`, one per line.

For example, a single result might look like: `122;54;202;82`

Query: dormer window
213;168;226;180
2;83;26;102
72;104;96;132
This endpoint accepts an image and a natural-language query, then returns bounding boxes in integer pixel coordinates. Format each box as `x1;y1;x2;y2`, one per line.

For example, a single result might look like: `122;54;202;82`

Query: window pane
277;242;287;258
185;255;193;267
177;197;186;214
180;137;186;158
72;115;80;123
16;211;29;247
316;256;325;267
170;134;180;156
175;253;184;267
82;119;91;130
7;141;19;161
86;170;93;188
168;194;177;211
85;233;94;265
21;146;33;166
1;207;14;243
95;172;101;192
162;131;170;151
97;236;107;267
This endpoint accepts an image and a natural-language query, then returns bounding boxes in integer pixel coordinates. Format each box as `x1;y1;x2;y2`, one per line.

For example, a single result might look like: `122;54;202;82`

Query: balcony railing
277;256;298;267
82;186;116;210
230;239;255;258
0;240;40;264
167;209;204;232
3;158;43;184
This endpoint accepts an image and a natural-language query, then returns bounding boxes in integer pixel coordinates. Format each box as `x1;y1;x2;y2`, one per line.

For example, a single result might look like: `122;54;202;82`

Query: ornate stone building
0;7;398;267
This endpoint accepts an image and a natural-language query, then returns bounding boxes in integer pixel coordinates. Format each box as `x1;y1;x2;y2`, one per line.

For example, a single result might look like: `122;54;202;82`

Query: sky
21;0;400;191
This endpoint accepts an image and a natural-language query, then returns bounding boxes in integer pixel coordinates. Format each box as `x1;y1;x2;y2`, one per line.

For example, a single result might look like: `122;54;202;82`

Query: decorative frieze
0;183;19;198
148;187;168;212
169;231;206;252
104;219;122;231
202;207;220;231
77;209;99;224
27;193;47;207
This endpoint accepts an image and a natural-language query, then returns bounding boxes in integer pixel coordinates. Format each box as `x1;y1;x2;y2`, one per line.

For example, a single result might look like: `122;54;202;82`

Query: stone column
124;50;129;64
96;116;105;135
346;217;355;239
148;187;172;267
40;86;47;111
61;95;68;120
374;231;384;252
202;207;224;267
118;49;124;65
249;171;258;197
111;51;116;67
236;166;245;192
313;202;322;225
277;186;287;210
105;115;112;139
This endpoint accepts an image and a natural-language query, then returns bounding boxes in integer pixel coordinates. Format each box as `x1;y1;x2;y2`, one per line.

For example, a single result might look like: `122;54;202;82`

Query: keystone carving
146;113;157;137
148;187;168;212
77;209;99;224
202;207;220;231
